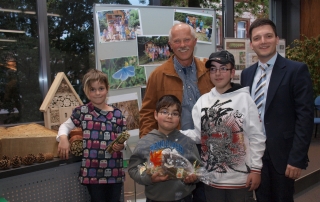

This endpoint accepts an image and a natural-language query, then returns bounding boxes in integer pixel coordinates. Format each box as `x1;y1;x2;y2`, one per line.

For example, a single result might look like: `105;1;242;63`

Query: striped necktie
254;64;267;114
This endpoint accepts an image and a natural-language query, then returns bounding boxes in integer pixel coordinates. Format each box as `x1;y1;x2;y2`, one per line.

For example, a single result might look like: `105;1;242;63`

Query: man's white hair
168;22;196;41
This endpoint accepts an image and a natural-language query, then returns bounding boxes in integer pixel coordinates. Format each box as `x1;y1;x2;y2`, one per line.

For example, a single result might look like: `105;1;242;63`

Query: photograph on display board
277;39;286;57
235;64;246;70
100;56;146;90
225;39;247;70
137;35;173;66
239;51;246;64
232;70;241;84
96;9;142;43
108;93;140;136
225;41;246;50
248;53;259;66
174;9;214;44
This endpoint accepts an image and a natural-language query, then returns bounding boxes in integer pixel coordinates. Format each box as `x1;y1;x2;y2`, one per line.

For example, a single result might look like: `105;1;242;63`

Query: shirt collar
173;56;195;70
259;52;278;68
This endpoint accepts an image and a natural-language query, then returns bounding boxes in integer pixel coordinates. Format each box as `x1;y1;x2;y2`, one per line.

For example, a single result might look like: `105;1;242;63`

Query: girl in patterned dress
57;69;126;202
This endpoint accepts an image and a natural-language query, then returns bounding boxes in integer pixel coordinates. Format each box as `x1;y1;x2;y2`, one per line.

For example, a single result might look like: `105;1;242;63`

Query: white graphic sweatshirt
182;84;266;189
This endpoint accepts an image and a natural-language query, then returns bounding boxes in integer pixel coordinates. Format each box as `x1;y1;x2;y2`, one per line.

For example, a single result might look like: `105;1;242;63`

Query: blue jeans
86;183;122;202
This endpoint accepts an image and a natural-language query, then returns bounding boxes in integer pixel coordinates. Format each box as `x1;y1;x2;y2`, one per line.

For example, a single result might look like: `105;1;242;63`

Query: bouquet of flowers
145;148;202;180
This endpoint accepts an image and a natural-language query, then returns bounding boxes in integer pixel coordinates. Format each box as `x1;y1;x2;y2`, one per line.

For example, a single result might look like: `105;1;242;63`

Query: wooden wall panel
301;0;320;38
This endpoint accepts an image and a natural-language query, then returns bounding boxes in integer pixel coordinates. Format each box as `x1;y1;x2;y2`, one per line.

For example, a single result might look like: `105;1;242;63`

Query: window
0;2;42;124
0;0;121;126
237;21;246;38
235;19;250;38
47;1;98;104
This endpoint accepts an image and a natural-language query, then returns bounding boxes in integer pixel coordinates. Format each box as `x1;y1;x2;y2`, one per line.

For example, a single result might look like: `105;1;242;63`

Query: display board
224;38;286;84
93;5;216;134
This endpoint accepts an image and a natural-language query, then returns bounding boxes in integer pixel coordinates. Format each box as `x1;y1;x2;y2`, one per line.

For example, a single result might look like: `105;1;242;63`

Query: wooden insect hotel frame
40;72;83;130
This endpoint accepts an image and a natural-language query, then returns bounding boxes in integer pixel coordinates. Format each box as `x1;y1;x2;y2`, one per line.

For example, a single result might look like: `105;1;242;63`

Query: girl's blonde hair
82;69;109;97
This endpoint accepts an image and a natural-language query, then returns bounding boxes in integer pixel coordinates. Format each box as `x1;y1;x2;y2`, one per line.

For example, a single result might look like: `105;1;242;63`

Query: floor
294;181;320;202
294;136;320;202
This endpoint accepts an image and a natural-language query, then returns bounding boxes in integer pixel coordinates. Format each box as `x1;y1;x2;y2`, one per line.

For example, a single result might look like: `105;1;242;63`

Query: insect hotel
39;72;83;131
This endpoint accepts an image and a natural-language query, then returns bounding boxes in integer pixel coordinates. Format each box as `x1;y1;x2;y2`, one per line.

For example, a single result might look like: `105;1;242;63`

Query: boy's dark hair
249;18;278;42
82;69;109;97
156;95;182;114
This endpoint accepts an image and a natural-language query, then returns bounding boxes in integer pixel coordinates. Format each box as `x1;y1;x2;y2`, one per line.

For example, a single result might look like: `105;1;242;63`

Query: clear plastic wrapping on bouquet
193;167;211;184
145;148;205;180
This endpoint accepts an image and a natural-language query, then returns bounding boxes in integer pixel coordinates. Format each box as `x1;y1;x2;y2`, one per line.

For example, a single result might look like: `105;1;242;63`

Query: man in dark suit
240;18;313;202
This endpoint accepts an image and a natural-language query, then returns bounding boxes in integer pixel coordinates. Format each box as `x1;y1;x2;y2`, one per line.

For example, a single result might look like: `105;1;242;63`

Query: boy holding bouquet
128;95;201;202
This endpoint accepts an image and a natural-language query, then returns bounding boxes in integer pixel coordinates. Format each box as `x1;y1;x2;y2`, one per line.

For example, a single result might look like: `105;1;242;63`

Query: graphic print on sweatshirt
200;99;249;174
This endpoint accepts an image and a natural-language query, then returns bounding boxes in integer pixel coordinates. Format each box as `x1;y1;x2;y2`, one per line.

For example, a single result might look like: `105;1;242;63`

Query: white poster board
93;4;216;107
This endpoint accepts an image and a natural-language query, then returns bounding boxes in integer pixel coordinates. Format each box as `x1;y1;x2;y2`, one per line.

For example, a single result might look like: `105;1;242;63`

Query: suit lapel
265;54;287;112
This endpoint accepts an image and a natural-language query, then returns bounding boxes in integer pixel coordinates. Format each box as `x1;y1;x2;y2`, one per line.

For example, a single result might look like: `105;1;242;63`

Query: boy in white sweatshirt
181;50;266;202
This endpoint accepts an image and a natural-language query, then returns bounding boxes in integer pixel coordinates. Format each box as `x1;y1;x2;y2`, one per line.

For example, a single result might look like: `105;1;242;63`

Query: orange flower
150;150;163;167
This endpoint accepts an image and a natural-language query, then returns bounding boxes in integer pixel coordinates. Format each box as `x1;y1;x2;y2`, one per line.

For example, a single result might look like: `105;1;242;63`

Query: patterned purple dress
70;102;126;184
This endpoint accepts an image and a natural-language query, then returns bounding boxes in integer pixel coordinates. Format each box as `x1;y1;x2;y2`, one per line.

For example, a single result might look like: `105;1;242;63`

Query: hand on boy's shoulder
151;172;169;183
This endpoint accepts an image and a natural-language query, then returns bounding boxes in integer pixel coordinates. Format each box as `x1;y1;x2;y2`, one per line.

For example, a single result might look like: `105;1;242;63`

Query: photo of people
137;35;173;66
96;9;142;43
174;10;214;44
100;56;146;89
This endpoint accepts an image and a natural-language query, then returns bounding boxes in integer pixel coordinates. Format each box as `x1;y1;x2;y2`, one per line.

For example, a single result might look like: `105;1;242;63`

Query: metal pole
224;0;234;38
36;0;51;99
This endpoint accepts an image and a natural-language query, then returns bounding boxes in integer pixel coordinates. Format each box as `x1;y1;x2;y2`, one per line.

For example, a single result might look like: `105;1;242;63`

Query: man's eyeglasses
209;67;231;73
159;110;180;117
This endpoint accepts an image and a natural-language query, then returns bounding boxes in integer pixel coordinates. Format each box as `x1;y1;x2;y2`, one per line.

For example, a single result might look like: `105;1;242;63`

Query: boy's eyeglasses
210;67;231;73
159;110;180;118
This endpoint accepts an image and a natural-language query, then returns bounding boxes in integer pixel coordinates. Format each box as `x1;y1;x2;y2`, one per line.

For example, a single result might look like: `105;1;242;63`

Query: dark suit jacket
240;54;314;174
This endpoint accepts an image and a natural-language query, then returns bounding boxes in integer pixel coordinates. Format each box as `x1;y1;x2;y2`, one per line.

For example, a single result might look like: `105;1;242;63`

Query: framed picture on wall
100;55;146;90
174;9;214;44
96;9;142;43
137;35;172;66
